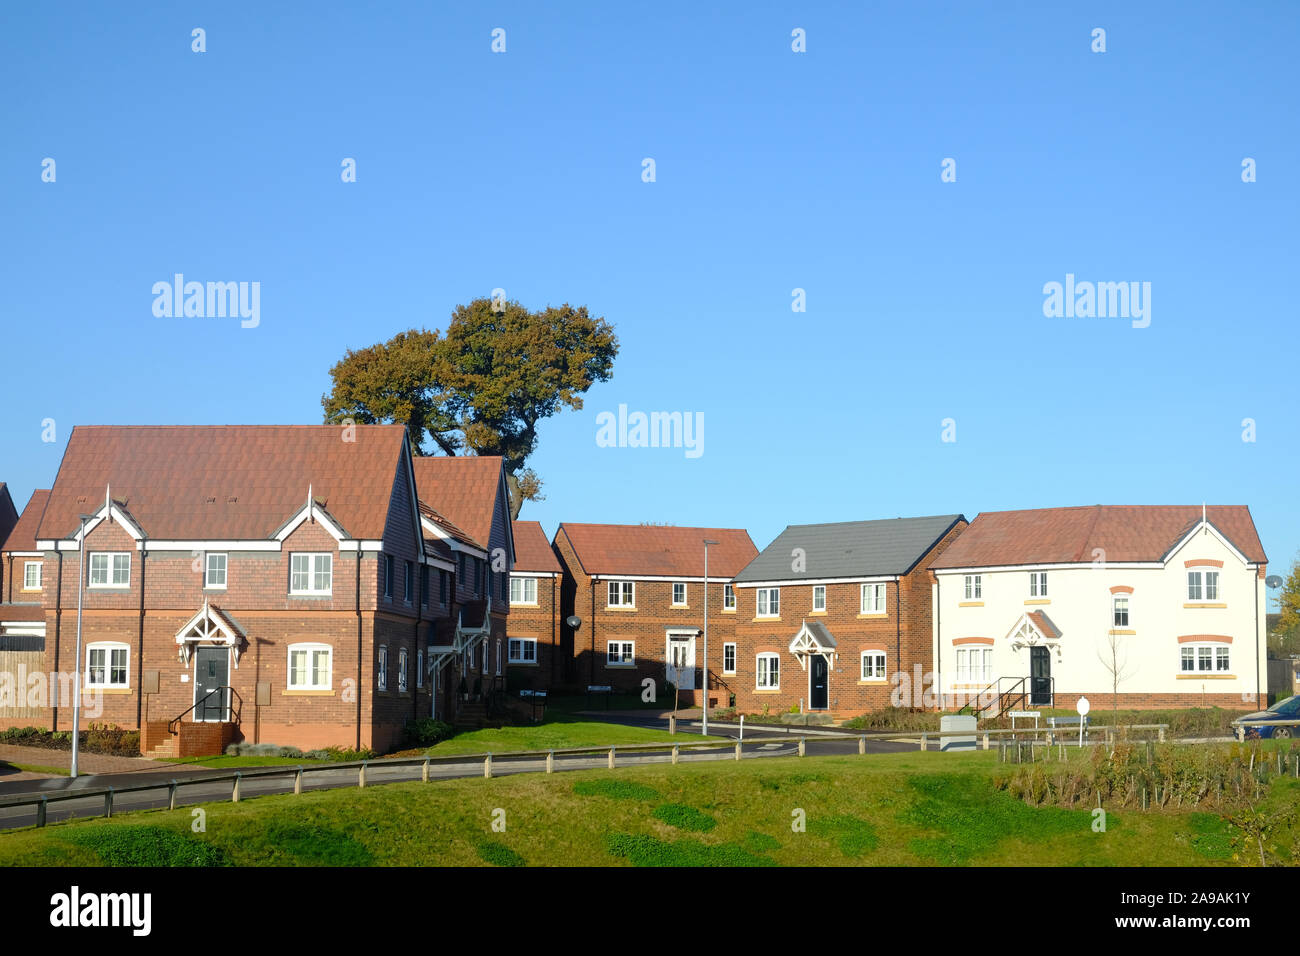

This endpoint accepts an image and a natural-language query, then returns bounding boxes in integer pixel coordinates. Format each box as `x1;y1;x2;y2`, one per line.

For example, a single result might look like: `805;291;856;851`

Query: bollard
295;767;303;794
739;714;745;741
168;781;178;811
1158;726;1166;743
920;733;928;753
359;762;367;789
983;733;990;751
422;757;429;783
546;751;554;774
484;754;493;779
799;737;806;757
233;773;241;803
669;716;676;735
608;747;616;770
672;745;680;765
859;736;866;755
104;789;114;818
735;742;742;761
37;796;47;828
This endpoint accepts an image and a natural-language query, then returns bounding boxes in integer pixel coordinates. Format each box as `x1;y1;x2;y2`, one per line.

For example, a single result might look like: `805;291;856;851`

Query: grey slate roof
802;620;837;648
733;514;965;583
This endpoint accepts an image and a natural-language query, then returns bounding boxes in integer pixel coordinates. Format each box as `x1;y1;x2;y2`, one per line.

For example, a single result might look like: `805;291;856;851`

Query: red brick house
0;482;20;597
506;520;563;690
4;424;486;756
553;523;757;706
410;455;515;726
730;515;967;717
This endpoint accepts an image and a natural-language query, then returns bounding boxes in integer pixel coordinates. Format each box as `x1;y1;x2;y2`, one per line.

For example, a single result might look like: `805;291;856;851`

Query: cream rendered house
929;506;1268;713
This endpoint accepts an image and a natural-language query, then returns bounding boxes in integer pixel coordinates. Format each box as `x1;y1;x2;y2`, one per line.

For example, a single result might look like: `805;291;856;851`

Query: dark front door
1029;646;1051;706
194;647;229;721
810;655;829;710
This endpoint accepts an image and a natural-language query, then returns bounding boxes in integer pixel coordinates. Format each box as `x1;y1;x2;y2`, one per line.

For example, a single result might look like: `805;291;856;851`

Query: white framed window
812;585;826;612
510;576;539;605
757;653;780;689
89;552;131;588
672;582;687;606
955;647;992;683
383;554;394;599
288;643;332;691
723;642;736;673
1029;571;1047;597
509;637;538;663
23;561;41;590
495;639;502;676
1181;643;1230;673
86;642;129;688
964;575;981;600
398;648;409;692
205;553;227;589
377;645;388;691
416;648;424;689
860;583;886;614
955;648;968;683
724;584;735;610
861;651;886;681
1112;595;1130;628
607;641;635;666
607;580;635;608
482;640;489;673
1187;570;1220;602
757;588;780;617
290;553;332;595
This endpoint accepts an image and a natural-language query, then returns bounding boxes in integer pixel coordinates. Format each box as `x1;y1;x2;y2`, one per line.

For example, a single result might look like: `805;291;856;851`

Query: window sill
857;613;888;619
808;611;827;616
202;587;227;593
857;679;888;685
671;605;691;610
508;661;540;667
1176;673;1235;680
1024;599;1050;605
959;601;984;607
753;616;782;622
754;688;781;694
1184;603;1227;609
289;592;334;599
605;663;637;669
720;608;736;614
605;606;637;612
84;687;131;694
512;602;540;608
283;689;335;696
20;588;42;593
1109;629;1136;636
88;585;131;591
723;670;736;676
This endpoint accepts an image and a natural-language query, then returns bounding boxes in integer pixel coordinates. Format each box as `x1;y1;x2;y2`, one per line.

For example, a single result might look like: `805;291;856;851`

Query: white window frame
860;583;886;614
398;647;409;693
495;639;502;676
287;643;332;691
416;648;424;689
1112;595;1130;628
607;580;635;608
757;587;780;618
861;650;886;681
1029;571;1047;597
723;642;736;674
290;552;333;595
510;576;539;605
724;583;735;610
812;585;826;612
964;575;982;600
672;582;687;606
404;561;414;605
1180;642;1230;674
377;645;388;691
383;554;394;600
509;637;538;664
756;652;780;689
23;561;41;590
88;552;131;589
955;648;968;683
86;641;130;689
606;640;635;666
205;552;228;590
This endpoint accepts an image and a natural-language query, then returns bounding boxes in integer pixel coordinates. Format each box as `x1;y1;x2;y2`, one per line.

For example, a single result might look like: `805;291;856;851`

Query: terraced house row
0;424;1273;755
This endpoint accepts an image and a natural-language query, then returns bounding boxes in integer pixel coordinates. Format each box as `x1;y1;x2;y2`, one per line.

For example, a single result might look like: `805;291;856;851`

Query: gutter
52;550;63;730
894;579;901;693
355;549;363;752
136;544;146;730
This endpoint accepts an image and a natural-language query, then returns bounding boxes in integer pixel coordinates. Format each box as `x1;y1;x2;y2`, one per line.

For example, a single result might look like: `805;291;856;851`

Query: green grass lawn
2;748;1290;867
0;760;69;777
422;716;726;756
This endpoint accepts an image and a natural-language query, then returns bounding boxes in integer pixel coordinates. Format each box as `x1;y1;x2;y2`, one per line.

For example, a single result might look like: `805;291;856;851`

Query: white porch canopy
175;599;246;666
788;620;838;672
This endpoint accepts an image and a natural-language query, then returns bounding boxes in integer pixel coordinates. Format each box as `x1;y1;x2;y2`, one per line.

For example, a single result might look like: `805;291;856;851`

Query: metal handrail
167;686;243;735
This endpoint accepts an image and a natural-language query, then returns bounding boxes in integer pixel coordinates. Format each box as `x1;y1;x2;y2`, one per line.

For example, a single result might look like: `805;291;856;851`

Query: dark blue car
1233;694;1300;740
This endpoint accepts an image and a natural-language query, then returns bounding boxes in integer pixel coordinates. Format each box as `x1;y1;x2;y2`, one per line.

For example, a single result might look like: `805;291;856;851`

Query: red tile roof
420;502;483;552
512;520;561;573
2;489;50;553
410;456;506;551
37;426;409;541
1026;610;1061;640
558;523;757;577
931;505;1266;569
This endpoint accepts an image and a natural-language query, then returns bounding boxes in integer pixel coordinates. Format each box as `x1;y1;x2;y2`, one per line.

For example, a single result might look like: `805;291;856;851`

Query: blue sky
2;2;1297;597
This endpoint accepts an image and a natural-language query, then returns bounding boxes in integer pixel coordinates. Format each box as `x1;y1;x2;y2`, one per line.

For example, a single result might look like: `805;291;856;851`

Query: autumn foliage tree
322;298;618;517
1270;555;1300;658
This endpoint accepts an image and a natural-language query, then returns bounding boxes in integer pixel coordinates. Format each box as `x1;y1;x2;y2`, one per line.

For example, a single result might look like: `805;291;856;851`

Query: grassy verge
422;716;726;756
1;746;1291;867
0;761;69;776
156;755;330;769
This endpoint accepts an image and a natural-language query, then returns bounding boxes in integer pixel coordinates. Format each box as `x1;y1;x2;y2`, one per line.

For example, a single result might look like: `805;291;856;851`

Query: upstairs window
383;555;394;599
964;575;982;600
89;552;131;588
1188;570;1220;602
1112;595;1130;628
290;553;332;595
724;584;735;610
812;585;826;612
24;561;41;590
511;577;538;605
439;569;448;605
757;588;780;617
861;583;886;614
205;553;227;589
607;581;635;608
1029;571;1047;597
672;582;687;606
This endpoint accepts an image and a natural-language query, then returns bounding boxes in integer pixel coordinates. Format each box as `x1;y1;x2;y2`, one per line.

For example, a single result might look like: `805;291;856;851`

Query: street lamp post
702;539;719;736
71;513;93;779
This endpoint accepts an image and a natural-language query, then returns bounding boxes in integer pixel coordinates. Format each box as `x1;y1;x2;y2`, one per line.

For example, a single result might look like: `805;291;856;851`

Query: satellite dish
566;615;582;631
1266;575;1283;589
